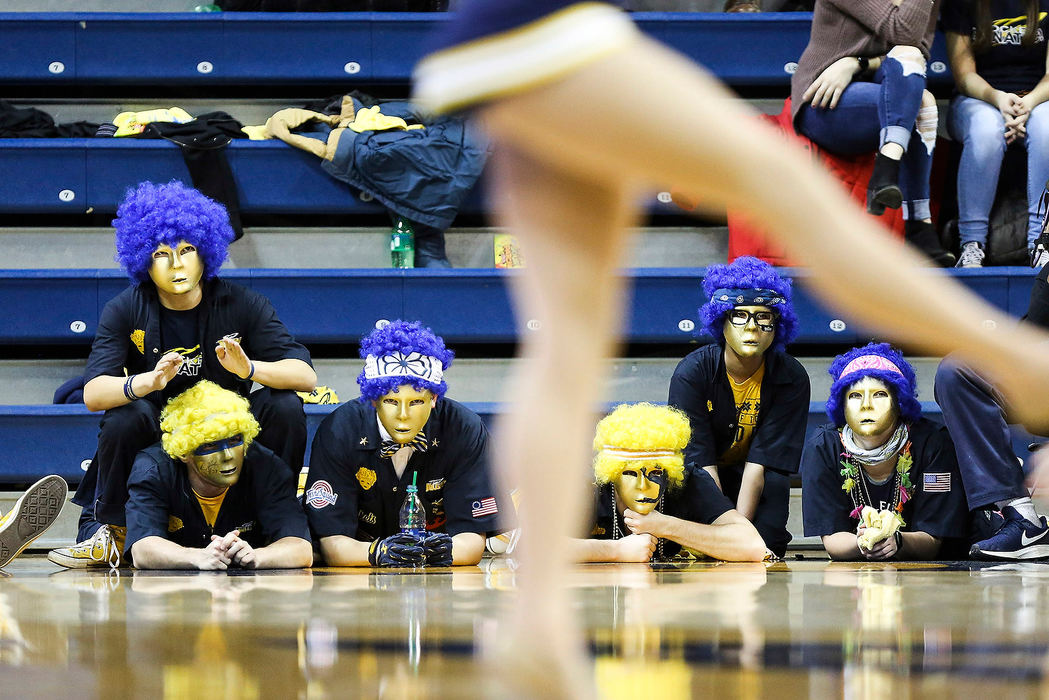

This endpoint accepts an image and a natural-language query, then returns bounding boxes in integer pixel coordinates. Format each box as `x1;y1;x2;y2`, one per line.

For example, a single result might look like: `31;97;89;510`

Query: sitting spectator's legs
934;357;1025;509
248;388;307;473
1024;102;1049;249
948;95;1007;250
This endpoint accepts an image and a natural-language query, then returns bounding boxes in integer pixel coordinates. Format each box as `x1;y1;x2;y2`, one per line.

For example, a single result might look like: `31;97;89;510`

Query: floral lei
839;440;914;526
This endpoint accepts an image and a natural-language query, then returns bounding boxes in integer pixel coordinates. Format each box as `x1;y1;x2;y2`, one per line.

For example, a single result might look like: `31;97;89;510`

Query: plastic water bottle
399;471;426;537
390;218;415;269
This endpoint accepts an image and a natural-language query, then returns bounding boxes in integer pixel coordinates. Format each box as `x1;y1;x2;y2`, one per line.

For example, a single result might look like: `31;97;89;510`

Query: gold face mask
185;435;245;489
374;386;436;445
723;305;776;359
844;377;900;439
149;241;204;296
614;463;667;515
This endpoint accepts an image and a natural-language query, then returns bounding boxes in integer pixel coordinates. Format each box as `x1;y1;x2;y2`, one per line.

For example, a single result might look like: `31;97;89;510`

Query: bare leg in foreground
479;34;1049;697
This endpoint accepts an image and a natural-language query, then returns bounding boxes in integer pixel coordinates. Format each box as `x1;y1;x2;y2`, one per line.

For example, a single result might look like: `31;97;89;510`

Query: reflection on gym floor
1;557;1048;698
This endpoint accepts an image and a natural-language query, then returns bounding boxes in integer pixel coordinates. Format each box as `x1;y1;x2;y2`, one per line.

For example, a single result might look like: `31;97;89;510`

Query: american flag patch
923;472;951;493
471;497;499;518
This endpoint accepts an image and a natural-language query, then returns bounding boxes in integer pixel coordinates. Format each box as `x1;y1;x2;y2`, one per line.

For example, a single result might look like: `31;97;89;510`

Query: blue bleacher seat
0;267;1036;345
2;401;1038;486
0;12;953;87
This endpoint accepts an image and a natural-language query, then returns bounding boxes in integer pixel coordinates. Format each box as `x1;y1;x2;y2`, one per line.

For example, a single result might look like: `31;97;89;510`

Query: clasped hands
995;90;1033;144
199;529;255;570
368;531;453;567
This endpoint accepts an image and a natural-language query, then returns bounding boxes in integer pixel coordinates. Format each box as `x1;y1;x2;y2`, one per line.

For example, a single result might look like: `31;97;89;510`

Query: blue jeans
797;58;931;221
947;95;1049;248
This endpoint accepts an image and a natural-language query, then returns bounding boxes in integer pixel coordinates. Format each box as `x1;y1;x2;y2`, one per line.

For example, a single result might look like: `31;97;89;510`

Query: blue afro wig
826;342;921;427
357;320;455;401
699;256;798;352
113;180;234;284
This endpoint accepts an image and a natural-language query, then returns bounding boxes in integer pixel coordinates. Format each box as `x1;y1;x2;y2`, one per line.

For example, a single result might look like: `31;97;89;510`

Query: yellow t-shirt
193;489;228;529
718;363;765;465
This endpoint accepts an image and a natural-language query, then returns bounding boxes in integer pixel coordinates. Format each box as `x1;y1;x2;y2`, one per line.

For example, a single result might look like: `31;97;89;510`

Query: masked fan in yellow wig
571;402;765;563
124;380;312;571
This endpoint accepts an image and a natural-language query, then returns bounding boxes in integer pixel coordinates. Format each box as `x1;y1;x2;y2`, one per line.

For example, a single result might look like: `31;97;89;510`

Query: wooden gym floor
0;555;1047;698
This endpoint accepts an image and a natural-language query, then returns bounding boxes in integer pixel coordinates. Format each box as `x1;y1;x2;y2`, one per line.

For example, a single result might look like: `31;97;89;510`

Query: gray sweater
790;0;941;127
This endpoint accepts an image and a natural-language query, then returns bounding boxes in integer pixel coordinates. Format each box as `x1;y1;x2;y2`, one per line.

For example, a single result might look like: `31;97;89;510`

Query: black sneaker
970;506;1049;561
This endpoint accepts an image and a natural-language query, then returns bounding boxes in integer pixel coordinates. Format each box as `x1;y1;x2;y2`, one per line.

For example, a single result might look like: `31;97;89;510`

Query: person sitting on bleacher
802;343;967;560
935;262;1049;560
575;402;766;563
668;257;809;559
125;381;312;571
303;320;498;567
791;0;955;266
50;181;316;569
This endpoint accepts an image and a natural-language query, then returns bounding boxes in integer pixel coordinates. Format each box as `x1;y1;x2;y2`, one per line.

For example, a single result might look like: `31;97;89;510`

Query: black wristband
894;530;903;557
856;56;870;74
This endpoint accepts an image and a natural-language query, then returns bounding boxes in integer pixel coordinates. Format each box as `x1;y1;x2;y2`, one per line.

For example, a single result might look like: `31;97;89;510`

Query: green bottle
390;218;415;269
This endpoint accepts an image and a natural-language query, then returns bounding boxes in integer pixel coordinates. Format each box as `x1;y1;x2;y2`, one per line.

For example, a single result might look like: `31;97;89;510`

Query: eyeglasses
727;309;778;332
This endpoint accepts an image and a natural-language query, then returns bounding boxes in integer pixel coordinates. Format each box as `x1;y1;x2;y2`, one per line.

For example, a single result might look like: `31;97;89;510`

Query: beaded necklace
839;435;914;525
611;489;666;560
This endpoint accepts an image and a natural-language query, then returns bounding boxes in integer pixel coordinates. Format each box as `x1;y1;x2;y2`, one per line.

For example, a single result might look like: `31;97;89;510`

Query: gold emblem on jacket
131;329;145;355
356;467;377;491
168;515;184;533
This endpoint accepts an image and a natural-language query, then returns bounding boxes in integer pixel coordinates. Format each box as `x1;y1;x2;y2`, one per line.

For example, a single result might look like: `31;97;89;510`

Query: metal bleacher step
0;356;946;406
0;226;728;270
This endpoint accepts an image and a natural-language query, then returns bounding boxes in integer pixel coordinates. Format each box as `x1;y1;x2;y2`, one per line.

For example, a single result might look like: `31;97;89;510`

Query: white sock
996;496;1041;525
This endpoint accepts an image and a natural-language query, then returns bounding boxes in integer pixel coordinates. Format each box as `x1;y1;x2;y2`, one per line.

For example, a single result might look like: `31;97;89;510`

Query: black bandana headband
710;287;786;307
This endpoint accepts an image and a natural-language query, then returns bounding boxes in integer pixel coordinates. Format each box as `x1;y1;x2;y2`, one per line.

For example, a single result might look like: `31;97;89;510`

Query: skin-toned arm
318;534;373;566
702;465;722;491
735;462;765;521
946;31;1028;143
132;534;233;570
483;38;1049;433
83;351;183;412
568;533;657;563
623;507;766;562
231;535;313;570
215;339;317;392
451;532;485;565
822;529;942;560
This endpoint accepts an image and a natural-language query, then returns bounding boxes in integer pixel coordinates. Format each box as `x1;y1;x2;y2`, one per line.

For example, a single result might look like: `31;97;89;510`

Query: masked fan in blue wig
668;256;808;559
304;320;502;567
802;343;968;560
51;181;316;570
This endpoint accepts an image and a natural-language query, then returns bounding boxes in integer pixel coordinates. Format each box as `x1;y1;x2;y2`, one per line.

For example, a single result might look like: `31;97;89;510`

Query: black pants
72;387;306;537
717;463;791;558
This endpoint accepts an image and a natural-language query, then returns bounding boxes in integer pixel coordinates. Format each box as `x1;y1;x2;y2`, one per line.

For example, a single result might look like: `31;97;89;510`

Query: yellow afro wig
160;380;260;459
592;403;690;489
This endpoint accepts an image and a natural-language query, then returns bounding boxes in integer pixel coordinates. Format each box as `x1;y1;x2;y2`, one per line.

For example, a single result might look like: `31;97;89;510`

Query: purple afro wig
700;256;798;352
113;180;234;285
357;320;455;402
826;342;921;427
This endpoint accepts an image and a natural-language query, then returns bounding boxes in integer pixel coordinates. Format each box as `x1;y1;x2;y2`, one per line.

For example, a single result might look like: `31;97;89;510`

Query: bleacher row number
59;190;75;202
344;62;361;75
48;62;65;75
359;192;374;202
526;320;541;331
656;192;672;204
81;459;91;472
829;319;846;332
784;62;798;75
931;61;947;74
678;320;695;332
197;62;213;74
69;321;86;334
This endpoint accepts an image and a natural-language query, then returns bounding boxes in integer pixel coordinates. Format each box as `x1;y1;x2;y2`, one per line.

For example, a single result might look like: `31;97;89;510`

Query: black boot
414;223;453;269
867;153;903;216
905;220;956;267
